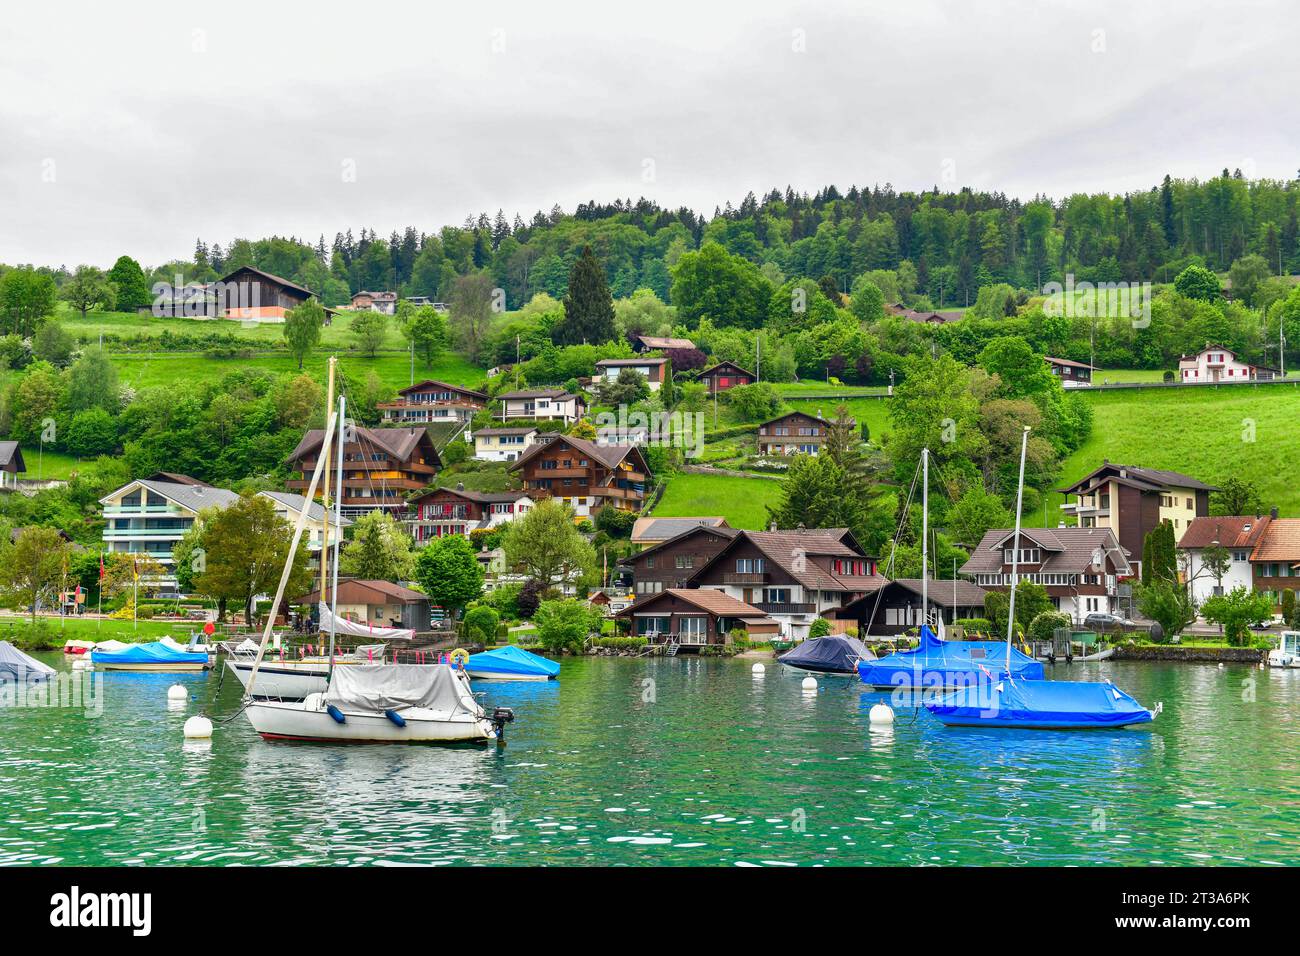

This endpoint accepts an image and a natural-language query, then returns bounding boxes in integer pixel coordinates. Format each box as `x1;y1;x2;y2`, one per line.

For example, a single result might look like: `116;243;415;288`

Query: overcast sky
1;0;1296;268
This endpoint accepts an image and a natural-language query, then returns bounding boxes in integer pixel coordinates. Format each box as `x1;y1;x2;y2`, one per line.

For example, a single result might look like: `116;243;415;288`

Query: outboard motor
491;706;516;746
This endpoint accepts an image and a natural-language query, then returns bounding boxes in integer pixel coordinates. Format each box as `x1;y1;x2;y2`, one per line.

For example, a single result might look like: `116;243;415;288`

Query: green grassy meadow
1027;383;1300;525
652;472;783;529
108;351;485;391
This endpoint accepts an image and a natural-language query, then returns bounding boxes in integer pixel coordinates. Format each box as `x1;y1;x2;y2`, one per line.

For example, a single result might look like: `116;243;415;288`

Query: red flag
98;553;105;581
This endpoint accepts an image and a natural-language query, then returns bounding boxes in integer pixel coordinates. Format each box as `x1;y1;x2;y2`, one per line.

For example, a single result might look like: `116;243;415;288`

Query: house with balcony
1247;516;1300;614
350;290;397;314
622;523;740;597
473;426;539;462
214;266;336;324
685;527;883;639
99;474;240;587
405;485;533;543
841;578;990;637
509;435;650;519
1056;462;1215;574
378;380;487;425
756;411;844;456
496;388;586;424
594;357;668;391
959;526;1131;623
630;516;731;550
1178;344;1276;384
1044;355;1095;387
1177;513;1272;605
615;588;779;649
697;361;755;395
285;426;440;521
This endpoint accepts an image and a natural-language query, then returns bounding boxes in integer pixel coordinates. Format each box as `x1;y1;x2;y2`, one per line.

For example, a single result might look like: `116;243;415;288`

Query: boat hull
226;660;328;699
96;662;207;672
245;699;498;744
463;669;552;681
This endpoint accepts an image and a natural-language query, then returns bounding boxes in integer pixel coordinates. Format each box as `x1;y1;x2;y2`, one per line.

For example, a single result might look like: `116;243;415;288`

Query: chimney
797;523;806;533
768;521;777;532
457;481;465;492
1271;506;1279;520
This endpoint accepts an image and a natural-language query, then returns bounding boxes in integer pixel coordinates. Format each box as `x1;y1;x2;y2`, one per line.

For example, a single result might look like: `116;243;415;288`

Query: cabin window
675;555;693;569
736;558;765;573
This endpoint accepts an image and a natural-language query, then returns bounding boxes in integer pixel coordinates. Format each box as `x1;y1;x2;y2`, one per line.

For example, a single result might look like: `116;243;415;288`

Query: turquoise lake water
1;654;1297;866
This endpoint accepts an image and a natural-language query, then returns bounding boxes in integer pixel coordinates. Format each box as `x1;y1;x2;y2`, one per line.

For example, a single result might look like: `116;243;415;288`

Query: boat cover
925;678;1154;729
465;645;560;678
325;663;479;715
320;602;415;641
0;641;56;681
93;640;129;652
90;641;210;665
857;625;1044;687
778;635;875;674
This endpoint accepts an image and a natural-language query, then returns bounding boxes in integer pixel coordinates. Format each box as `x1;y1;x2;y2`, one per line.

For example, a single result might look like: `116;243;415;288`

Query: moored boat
91;641;209;672
779;634;874;676
925;677;1155;729
463;645;559;681
857;625;1044;688
1268;631;1300;668
244;663;513;744
63;639;96;656
0;641;57;682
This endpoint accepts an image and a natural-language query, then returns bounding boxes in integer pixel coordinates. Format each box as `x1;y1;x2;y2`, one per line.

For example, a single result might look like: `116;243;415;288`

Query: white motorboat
1268;631;1300;668
244;663;513;744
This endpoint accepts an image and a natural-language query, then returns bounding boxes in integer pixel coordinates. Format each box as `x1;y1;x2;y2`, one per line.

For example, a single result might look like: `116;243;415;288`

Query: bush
723;382;781;421
808;617;831;639
954;617;993;635
1027;611;1072;644
595;507;637;538
441;439;469;466
727;627;750;649
7;620;60;651
533;598;602;653
593;636;648;651
462;605;500;643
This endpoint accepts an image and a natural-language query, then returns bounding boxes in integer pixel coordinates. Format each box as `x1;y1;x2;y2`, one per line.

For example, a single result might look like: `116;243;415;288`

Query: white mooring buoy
183;715;213;739
869;702;895;725
801;676;818;691
167;684;188;702
751;662;765;676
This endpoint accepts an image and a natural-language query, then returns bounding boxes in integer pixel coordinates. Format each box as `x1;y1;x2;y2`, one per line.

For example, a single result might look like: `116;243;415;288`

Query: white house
99;473;240;587
496;388;586;424
256;491;352;559
1177;345;1276;384
473;426;539;462
1177;514;1272;605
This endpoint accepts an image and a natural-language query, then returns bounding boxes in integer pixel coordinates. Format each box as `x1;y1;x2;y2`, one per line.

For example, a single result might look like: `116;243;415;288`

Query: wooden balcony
723;572;769;585
755;602;816;615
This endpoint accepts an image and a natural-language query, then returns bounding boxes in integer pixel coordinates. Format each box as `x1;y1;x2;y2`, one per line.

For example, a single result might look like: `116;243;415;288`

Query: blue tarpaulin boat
463;645;560;681
925;677;1155;729
779;635;874;676
91;641;209;672
856;625;1044;688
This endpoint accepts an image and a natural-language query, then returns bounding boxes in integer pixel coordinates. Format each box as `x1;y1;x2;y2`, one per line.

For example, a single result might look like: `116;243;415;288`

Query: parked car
1083;612;1136;633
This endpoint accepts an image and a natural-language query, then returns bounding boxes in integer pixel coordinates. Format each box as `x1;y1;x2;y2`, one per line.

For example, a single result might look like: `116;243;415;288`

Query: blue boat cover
464;645;560;678
778;635;874;674
925;678;1154;729
856;625;1044;688
0;640;56;682
90;641;209;665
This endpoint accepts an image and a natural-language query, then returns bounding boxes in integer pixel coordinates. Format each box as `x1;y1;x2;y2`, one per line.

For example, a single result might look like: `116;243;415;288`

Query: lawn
652;472;783;529
14;449;83;480
60;304;410;350
771;380;885;397
0;614;195;647
1026;382;1300;526
108;351;487;391
784;395;891;443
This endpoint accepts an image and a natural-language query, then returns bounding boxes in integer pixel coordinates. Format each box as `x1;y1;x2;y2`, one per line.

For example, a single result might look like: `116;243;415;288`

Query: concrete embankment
1114;644;1265;664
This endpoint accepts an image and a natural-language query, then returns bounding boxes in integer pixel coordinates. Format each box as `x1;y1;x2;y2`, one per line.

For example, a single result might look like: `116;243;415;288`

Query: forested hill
74;169;1300;311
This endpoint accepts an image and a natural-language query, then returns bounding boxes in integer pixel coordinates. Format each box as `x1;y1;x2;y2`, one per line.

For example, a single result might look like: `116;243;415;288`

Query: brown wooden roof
1178;515;1272;551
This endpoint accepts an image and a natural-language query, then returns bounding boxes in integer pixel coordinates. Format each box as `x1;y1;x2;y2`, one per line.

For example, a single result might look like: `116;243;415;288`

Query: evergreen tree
555;245;616;345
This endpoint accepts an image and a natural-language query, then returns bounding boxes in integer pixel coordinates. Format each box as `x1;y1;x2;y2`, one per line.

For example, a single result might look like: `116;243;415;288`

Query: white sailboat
239;362;514;745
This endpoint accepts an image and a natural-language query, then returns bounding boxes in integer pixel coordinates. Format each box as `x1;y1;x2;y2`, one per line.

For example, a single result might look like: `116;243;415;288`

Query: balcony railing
755;602;816;615
723;572;768;585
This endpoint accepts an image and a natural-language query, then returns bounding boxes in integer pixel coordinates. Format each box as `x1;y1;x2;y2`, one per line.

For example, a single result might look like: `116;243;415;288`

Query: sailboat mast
320;356;337;606
921;447;928;627
1005;426;1031;667
329;394;345;669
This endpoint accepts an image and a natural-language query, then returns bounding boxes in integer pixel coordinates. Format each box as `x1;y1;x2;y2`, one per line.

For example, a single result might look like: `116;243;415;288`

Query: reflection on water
0;652;1297;866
